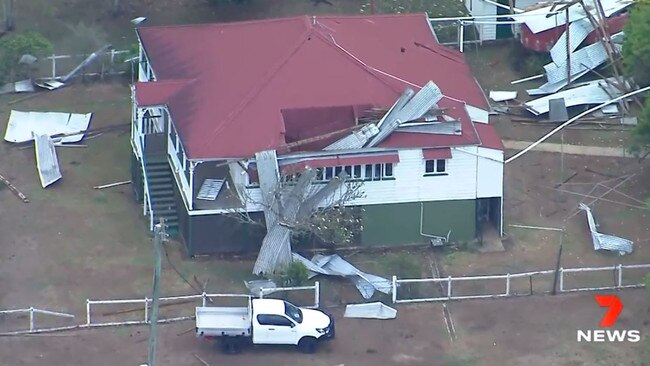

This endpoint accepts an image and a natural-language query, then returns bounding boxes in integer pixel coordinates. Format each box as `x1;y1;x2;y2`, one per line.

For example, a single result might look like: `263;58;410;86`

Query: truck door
253;314;298;345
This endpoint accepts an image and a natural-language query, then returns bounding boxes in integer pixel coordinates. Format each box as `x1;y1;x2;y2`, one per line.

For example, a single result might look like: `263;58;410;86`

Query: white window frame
424;159;447;175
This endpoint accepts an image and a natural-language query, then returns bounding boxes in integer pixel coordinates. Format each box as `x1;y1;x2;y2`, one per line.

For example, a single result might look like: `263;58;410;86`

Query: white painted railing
258;282;320;309
0;307;75;332
39;50;131;80
392;263;650;304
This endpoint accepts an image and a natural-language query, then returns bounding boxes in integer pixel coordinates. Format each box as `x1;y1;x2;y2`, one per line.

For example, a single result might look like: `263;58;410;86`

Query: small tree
274;261;310;287
0;32;53;84
629;98;650;156
623;3;650;87
230;170;364;249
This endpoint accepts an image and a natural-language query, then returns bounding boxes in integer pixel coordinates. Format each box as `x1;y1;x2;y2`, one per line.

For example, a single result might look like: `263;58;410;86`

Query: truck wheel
220;338;241;355
297;337;317;354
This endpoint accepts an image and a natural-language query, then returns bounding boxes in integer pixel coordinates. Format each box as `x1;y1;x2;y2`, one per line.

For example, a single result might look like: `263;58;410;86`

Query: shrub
274;261;309;287
0;32;53;84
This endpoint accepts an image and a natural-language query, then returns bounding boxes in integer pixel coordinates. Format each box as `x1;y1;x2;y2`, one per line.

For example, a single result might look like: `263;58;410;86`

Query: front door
253;314;298;345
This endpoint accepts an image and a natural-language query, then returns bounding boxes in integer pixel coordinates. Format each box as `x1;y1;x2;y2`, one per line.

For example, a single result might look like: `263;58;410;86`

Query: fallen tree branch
193;354;210;366
0;172;29;203
93;180;131;189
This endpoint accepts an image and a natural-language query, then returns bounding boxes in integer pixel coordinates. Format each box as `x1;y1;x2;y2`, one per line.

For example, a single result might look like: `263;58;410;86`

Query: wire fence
392;263;650;304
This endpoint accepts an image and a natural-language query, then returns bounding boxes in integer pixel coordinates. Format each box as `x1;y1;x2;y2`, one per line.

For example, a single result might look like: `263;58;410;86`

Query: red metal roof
474;123;504;151
134;80;192;106
136;14;493;159
422;148;452;160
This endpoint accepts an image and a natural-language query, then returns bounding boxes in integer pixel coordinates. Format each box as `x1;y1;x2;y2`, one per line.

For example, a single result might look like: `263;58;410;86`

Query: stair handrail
141;154;154;231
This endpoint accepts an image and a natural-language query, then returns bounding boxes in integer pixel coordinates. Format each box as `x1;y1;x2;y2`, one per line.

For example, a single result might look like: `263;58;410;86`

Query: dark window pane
316;168;323;181
437;159;446;173
344;166;352;177
365;164;373;180
353;165;362;179
335;166;343;176
425;160;435;173
384;163;393;177
374;164;382;180
325;167;334;180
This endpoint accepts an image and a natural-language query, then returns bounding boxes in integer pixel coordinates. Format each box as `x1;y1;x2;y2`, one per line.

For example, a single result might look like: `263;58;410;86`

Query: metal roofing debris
4;110;92;144
579;203;633;255
196;178;225;201
19;54;37;65
294;253;392;299
367;81;443;147
548;98;569;123
244;279;277;296
526;69;590;96
397;121;462;135
525;79;625;115
35;80;66;90
254;161;340;275
0;80;34;95
549;18;595;65
61;44;112;83
513;0;634;34
324;123;380;150
489;91;518;102
254;150;281;229
544;39;616;85
34;134;62;188
344;302;397;319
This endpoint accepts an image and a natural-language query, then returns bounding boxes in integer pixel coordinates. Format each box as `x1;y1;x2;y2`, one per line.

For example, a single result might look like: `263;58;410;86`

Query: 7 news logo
577;295;641;342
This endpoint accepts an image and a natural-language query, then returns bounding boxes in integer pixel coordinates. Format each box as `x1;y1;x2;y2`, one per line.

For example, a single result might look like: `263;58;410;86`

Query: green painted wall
361;200;476;246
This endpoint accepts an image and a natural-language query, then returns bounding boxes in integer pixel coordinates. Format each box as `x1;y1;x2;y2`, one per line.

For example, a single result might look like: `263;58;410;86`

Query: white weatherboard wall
465;0;497;41
475;147;504;198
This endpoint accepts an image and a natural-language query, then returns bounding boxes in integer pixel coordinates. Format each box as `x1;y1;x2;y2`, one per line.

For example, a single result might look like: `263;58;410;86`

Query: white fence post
202;292;207;307
447;276;452;299
86;300;91;326
51;54;56;79
144;297;149;323
617;264;623;288
29;307;34;331
314;281;320;308
259;288;264;299
559;267;564;292
505;273;511;296
392;276;397;304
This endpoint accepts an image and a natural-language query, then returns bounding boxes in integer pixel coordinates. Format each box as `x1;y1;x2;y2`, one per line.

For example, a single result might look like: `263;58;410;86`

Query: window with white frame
424;159;446;175
248;162;396;187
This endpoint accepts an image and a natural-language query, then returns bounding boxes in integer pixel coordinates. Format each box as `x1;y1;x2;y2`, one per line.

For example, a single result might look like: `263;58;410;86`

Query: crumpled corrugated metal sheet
549;18;595;65
544;40;611;85
397;121;461;135
367;81;443;147
324;123;379;150
295;253;392;299
579;203;633;255
344;302;397;319
254;168;322;275
254;150;281;228
525;79;624;115
514;0;633;34
34;134;62;188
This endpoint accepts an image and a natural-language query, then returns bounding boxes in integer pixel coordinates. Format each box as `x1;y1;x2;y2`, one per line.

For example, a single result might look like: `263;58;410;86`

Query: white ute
195;298;335;354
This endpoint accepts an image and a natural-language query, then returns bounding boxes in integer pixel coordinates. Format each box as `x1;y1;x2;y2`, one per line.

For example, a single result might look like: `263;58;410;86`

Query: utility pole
3;0;14;32
147;219;167;366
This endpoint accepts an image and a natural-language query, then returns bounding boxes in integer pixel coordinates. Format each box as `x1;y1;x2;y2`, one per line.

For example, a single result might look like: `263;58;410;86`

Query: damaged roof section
579;203;633;255
34;134;62;188
525;79;626;115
